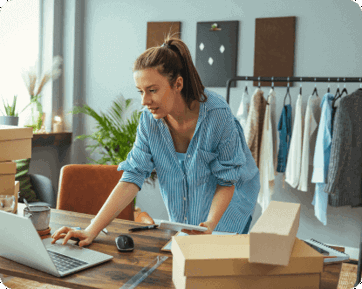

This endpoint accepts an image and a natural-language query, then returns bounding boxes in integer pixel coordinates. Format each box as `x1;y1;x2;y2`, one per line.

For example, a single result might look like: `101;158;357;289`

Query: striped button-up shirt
118;88;260;233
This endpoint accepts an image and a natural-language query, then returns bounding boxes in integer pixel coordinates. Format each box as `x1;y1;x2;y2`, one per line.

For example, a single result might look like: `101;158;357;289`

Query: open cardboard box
0;125;33;161
171;234;323;289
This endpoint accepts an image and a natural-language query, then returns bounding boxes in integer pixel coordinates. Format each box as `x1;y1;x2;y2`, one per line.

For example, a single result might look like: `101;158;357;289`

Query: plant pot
0;116;19;126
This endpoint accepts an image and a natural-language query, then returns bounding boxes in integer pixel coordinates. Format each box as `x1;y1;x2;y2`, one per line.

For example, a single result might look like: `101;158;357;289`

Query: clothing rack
225;75;362;286
226;76;362;104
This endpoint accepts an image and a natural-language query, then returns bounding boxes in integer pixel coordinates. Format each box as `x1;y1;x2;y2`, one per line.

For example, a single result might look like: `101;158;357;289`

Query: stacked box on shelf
0;125;33;213
171;201;323;289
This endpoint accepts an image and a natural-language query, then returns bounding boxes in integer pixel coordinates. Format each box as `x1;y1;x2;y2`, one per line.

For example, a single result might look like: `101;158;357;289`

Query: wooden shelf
32;132;72;148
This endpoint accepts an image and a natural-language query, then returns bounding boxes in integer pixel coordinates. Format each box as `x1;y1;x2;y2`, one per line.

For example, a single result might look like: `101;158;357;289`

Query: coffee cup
23;205;51;231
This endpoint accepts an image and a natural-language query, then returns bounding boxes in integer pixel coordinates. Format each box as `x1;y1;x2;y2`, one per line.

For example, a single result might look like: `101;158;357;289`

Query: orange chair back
57;164;134;221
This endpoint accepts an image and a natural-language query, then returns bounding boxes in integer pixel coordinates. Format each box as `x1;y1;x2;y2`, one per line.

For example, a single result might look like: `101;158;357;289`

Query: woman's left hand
181;221;216;235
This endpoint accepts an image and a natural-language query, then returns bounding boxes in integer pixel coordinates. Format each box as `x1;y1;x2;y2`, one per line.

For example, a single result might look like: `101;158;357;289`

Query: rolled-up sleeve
206;111;249;187
117;111;155;190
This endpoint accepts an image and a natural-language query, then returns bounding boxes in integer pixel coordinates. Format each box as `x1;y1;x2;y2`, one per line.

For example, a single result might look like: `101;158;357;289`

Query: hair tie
161;43;171;49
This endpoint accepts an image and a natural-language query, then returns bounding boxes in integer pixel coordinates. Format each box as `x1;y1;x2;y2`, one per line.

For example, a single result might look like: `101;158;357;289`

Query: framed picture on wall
195;21;239;87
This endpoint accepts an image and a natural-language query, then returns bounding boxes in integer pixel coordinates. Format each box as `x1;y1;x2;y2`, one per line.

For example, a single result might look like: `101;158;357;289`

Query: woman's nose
141;93;152;106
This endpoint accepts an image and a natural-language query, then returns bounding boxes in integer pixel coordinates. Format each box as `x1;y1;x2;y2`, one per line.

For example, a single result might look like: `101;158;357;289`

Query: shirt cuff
119;171;143;191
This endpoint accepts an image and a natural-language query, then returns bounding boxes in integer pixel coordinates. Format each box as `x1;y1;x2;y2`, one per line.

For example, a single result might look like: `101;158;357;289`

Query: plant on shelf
21;56;63;133
71;94;157;188
2;95;18;117
0;95;19;126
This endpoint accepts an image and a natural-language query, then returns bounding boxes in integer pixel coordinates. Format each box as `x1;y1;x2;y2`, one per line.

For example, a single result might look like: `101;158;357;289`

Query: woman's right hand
51;226;97;247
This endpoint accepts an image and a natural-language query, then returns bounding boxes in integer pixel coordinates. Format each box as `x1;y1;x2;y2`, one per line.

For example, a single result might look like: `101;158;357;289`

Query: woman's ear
175;76;183;91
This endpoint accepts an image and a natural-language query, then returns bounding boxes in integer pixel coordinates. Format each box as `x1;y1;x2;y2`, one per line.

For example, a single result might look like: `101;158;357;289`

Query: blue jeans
277;104;292;173
241;215;252;234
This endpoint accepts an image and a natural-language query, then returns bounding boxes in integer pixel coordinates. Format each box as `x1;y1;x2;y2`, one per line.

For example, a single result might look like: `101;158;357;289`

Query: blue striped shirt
118;88;260;233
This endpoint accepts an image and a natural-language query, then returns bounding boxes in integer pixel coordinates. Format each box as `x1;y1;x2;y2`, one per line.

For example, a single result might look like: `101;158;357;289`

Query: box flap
249;201;301;266
0;161;16;174
250;201;301;235
0;125;33;141
171;235;323;277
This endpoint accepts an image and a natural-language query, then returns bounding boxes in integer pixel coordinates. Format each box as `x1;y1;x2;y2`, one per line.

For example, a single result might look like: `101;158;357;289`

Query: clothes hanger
283;77;291;106
312;78;318;97
333;78;348;108
244;76;248;94
327;78;330;93
271;77;275;91
258;77;261;89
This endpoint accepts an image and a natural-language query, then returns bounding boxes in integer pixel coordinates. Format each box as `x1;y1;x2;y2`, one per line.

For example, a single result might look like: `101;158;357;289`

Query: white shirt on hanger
258;89;276;213
236;90;250;131
297;94;321;192
285;94;303;188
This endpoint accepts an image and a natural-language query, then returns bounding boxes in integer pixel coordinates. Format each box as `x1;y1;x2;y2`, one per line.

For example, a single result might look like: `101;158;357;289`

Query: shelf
32;132;72;148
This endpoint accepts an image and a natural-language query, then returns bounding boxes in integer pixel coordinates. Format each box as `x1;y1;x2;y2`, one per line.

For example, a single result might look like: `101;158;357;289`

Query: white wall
16;0;362;248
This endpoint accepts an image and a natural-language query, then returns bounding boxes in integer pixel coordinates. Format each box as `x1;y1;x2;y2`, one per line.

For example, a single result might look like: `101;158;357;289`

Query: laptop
0;210;113;277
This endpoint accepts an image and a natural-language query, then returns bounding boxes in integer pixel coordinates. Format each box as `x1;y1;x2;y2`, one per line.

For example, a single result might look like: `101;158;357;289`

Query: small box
0;125;33;161
249;201;301;266
171;234;323;289
0;161;16;195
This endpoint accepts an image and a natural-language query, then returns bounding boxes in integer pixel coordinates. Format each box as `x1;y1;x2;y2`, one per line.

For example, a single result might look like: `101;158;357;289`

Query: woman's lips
149;108;158;113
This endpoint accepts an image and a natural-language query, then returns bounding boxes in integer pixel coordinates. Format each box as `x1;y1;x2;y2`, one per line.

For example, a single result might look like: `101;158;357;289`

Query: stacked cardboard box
0;125;33;213
171;201;323;289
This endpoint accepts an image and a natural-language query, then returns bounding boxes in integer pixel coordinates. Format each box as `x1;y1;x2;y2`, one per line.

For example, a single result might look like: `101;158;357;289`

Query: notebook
0;210;113;277
303;238;350;263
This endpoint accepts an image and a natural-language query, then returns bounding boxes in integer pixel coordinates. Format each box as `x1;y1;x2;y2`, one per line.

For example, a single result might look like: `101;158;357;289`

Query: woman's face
134;68;183;120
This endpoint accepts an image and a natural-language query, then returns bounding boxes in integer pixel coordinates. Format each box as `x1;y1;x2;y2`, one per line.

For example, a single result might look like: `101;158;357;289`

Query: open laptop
0;210;113;277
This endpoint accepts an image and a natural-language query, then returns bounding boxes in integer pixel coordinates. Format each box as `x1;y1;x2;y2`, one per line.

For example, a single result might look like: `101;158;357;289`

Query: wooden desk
0;205;344;288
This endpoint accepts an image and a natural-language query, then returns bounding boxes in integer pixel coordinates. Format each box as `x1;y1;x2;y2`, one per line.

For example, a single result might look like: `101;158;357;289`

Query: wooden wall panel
146;22;181;49
253;17;296;87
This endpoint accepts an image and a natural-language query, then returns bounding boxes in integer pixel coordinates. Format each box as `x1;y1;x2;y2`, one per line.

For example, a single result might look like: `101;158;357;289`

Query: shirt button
183;197;186;201
187;155;190;158
184;217;187;221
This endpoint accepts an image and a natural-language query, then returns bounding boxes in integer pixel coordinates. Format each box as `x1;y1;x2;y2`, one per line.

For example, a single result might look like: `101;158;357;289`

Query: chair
29;173;56;208
57;164;154;223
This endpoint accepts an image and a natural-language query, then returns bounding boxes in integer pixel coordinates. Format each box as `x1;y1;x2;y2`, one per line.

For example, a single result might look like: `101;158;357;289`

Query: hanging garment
236;90;250;131
276;104;292;173
285;94;303;188
258;89;276;213
269;89;278;176
298;94;321;192
311;92;334;225
325;88;362;207
244;88;267;168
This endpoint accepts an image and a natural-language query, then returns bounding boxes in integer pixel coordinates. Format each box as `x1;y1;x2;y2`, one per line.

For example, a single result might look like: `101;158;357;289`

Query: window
0;0;40;125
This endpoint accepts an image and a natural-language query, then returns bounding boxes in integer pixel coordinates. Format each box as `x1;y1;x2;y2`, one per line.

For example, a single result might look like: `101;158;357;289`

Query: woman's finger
51;227;72;243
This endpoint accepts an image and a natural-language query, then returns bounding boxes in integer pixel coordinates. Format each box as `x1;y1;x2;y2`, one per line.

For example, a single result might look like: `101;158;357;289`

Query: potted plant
71;94;157;189
0;95;19;126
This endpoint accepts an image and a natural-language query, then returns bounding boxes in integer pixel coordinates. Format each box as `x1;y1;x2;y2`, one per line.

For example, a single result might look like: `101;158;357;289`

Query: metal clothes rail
225;76;362;104
225;75;362;287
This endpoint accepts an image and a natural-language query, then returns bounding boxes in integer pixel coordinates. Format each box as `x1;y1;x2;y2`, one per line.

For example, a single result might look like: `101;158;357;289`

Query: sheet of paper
162;231;237;251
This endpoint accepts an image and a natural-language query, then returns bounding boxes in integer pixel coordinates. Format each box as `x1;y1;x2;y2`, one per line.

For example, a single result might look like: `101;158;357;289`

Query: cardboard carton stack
171;201;324;289
0;125;33;213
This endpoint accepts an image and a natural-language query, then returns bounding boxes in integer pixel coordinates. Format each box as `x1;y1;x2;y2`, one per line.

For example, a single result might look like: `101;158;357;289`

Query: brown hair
133;33;207;110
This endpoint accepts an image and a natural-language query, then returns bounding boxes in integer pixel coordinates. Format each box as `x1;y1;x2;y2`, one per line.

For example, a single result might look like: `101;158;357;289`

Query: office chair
57;164;154;223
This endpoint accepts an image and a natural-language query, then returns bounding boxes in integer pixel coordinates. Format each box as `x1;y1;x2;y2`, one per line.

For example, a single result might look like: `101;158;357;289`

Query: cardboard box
173;258;320;289
0;125;33;161
171;234;323;289
249;201;301;266
0;161;16;195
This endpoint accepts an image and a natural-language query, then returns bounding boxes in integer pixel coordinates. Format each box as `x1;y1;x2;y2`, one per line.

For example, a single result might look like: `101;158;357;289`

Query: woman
51;35;260;247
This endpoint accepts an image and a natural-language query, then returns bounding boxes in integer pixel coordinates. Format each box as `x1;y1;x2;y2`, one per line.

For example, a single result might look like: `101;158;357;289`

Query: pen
129;224;158;232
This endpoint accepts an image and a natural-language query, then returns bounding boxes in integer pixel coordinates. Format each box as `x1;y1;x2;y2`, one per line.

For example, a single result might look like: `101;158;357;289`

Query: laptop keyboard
48;250;88;272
